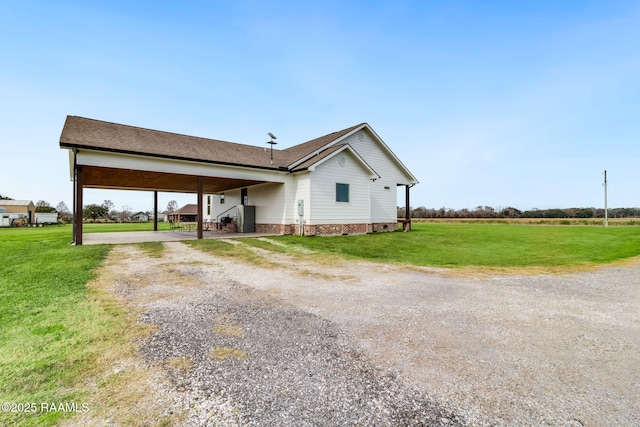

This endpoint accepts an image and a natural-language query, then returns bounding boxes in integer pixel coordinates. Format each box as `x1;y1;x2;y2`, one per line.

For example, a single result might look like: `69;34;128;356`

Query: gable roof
281;123;365;166
291;144;380;179
287;123;418;184
59;116;416;183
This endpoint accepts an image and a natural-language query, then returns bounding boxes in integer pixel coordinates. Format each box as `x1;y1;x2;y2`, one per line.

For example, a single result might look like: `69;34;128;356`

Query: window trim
336;183;350;203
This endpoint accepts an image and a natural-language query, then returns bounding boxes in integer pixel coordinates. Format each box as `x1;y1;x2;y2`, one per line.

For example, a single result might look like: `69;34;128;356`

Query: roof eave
60;143;291;173
361;125;419;184
306;145;381;179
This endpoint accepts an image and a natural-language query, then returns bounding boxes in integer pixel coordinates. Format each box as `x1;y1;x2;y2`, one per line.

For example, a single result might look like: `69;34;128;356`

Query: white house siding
340;130;414;223
309;151;371;225
205;182;290;233
287;174;310;234
245;182;286;224
207;189;241;222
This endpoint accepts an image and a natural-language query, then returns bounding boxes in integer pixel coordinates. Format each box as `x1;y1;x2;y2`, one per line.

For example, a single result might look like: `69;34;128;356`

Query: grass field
270;223;640;270
2;222;640;424
413;217;640;226
83;222;171;232
0;226;114;426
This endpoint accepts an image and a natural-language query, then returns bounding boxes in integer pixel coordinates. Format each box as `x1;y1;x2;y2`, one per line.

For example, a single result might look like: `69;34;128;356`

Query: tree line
398;206;640;219
82;199;178;221
0;195;179;222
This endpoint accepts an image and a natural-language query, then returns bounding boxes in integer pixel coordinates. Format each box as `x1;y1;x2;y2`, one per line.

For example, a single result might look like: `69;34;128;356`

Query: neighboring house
131;211;149;222
0;200;36;224
59;116;418;242
166;204;198;223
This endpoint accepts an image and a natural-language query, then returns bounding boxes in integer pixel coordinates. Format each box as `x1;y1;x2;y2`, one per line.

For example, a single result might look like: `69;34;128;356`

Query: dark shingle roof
172;204;198;215
60;116;286;169
281;123;364;166
290;144;348;172
59;116;362;171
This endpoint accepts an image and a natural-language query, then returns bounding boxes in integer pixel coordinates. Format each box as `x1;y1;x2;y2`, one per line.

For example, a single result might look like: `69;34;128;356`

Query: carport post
74;165;84;245
405;184;411;232
197;176;203;239
153;191;158;231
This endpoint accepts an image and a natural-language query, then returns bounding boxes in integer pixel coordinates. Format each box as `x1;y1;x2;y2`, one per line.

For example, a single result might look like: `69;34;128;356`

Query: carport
60;116;283;245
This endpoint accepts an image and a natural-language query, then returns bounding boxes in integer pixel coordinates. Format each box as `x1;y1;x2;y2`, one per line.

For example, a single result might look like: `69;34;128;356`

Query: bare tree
56;201;72;222
167;200;178;213
103;199;114;212
118;205;132;222
56;201;69;213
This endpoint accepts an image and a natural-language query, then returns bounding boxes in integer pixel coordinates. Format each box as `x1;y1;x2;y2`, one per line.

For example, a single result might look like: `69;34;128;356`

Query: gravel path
98;241;640;426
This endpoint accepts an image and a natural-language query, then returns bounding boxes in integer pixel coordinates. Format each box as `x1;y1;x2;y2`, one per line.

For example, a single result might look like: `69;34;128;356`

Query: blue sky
1;1;639;213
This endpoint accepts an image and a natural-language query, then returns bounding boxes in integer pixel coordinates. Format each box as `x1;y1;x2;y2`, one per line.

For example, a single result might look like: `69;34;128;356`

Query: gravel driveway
91;240;640;426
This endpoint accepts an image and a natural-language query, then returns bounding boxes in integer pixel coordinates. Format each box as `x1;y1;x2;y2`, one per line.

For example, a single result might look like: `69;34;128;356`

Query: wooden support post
404;185;411;232
197;176;203;239
153;191;158;231
74;166;84;245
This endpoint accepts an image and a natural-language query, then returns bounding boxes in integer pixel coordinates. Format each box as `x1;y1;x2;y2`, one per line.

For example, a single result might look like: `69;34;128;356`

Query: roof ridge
67;116;269;150
282;122;366;152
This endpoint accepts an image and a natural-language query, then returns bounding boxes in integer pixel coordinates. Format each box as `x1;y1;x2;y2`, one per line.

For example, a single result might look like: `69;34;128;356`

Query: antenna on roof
267;132;277;164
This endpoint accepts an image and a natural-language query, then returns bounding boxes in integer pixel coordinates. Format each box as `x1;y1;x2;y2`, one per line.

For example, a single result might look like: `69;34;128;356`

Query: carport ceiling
81;166;268;193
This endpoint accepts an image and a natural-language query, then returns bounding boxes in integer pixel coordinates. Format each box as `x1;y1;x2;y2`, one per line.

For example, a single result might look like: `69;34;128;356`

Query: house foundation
255;222;398;236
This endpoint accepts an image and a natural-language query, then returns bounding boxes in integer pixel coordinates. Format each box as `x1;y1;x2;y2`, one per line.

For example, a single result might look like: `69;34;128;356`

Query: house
166;204;198;223
0;200;36;225
131;211;150;222
59;116;418;244
152;212;167;222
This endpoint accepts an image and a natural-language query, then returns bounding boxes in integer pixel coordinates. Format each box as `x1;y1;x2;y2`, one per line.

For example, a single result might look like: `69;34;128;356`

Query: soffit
80;166;268;193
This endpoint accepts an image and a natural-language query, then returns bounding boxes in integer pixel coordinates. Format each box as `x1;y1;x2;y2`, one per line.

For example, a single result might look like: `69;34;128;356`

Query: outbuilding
0;200;36;225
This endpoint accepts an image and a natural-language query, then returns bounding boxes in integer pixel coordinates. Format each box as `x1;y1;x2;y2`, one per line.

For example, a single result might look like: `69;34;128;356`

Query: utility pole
604;169;608;227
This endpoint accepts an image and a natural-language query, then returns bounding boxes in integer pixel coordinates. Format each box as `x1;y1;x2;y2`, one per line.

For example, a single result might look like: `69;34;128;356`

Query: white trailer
0;213;9;227
34;212;58;225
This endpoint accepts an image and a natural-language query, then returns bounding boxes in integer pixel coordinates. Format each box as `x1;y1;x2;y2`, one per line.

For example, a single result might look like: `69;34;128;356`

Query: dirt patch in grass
208;347;249;361
214;314;245;337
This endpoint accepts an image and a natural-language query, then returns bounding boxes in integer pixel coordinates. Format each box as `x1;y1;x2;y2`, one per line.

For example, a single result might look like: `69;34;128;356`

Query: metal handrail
215;205;237;224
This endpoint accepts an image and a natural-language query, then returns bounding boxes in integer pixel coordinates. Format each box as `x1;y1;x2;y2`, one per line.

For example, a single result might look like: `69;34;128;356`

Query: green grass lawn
270;223;640;268
83;222;171;233
0;226;113;426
